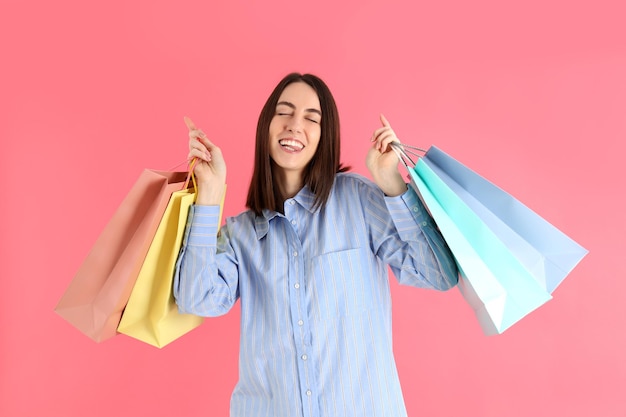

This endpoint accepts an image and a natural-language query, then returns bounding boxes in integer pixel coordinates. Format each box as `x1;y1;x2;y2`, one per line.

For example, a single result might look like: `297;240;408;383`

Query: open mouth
279;139;305;152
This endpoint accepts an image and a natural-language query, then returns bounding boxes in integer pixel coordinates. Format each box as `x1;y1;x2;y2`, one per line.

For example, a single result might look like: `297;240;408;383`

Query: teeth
279;139;304;150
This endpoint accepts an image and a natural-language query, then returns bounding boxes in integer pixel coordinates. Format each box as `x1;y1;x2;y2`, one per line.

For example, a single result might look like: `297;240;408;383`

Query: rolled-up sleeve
383;185;459;290
174;204;238;316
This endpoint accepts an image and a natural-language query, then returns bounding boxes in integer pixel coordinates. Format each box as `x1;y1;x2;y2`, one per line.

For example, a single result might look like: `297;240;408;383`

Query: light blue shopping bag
397;144;588;334
421;146;588;293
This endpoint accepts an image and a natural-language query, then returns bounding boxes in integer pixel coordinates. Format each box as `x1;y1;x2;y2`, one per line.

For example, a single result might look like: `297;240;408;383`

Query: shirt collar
253;185;318;240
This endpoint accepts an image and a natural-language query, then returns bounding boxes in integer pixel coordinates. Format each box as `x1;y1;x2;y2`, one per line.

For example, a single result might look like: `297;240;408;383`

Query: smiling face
269;81;322;185
247;73;343;214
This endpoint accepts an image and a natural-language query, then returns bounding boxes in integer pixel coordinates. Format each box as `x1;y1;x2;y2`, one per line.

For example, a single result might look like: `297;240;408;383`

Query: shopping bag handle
390;142;427;171
183;158;199;196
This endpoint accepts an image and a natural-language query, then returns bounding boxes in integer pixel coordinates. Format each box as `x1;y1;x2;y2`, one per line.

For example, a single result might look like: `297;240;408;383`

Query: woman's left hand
366;114;407;197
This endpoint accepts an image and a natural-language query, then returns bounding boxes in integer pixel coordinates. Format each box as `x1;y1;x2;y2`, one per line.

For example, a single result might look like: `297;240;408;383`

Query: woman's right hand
185;116;227;206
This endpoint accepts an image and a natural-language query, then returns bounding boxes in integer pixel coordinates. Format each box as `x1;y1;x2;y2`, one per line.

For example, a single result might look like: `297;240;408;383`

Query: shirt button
413;206;419;212
298;320;304;326
306;390;312;396
293;251;298;257
301;354;308;360
291;219;297;225
289;200;296;205
294;283;300;289
422;221;428;226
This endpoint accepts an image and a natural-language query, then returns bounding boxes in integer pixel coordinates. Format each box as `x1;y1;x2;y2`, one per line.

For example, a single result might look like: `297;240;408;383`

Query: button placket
282;212;316;415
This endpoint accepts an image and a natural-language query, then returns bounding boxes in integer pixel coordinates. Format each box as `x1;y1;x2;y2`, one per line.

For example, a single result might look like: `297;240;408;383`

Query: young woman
175;72;458;417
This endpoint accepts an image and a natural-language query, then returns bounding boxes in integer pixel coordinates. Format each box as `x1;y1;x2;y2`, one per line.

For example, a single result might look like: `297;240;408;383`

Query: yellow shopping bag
118;166;225;348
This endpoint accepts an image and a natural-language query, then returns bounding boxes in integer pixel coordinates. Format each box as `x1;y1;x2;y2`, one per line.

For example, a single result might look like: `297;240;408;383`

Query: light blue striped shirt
174;172;458;417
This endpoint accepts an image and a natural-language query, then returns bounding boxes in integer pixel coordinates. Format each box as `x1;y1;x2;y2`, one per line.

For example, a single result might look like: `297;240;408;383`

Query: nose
286;116;302;134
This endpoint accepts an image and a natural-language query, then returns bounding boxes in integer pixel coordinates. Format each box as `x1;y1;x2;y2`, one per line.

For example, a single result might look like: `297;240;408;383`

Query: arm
383;186;458;289
174;205;240;316
360;178;458;290
365;114;458;289
365;114;406;197
174;117;238;316
185;116;226;205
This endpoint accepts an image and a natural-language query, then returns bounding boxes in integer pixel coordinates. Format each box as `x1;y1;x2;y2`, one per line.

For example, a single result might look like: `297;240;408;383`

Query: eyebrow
276;101;322;116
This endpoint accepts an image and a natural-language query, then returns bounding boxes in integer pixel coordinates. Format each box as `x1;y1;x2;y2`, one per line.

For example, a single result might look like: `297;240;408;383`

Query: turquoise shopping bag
396;144;588;334
421;146;588;293
409;167;551;335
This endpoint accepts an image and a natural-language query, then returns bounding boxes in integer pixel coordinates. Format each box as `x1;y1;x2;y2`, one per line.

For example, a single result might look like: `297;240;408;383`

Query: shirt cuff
385;185;435;239
185;204;221;247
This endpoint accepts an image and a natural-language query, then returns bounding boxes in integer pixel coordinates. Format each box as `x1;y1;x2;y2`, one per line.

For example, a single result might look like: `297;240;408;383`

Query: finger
188;147;211;162
184;116;197;131
198;135;219;152
377;135;395;152
380;113;390;127
189;140;206;154
372;126;391;142
187;149;211;162
185;117;210;145
188;125;207;138
381;136;399;152
374;130;397;150
189;135;206;153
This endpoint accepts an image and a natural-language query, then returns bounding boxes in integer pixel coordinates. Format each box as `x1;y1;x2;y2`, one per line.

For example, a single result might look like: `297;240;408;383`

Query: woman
175;72;458;417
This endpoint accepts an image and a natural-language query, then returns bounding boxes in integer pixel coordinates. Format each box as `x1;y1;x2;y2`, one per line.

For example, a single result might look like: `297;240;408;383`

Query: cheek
268;119;279;136
307;138;321;156
309;128;322;148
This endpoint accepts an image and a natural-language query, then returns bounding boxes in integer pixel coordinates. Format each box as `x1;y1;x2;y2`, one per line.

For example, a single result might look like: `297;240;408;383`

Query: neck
278;170;303;199
272;166;304;212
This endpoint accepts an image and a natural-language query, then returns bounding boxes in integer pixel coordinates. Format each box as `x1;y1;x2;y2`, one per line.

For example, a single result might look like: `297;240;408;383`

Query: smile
279;139;305;152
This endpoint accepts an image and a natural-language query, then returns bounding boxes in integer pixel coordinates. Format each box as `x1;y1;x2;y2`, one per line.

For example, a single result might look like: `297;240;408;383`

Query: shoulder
327;172;387;210
218;209;263;246
333;172;384;197
225;209;256;228
219;209;258;239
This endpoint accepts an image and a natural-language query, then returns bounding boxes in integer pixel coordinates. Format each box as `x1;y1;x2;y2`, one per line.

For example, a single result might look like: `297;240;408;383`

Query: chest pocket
309;247;374;320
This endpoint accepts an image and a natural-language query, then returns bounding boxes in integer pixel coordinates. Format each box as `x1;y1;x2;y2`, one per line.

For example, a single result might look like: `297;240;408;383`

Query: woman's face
269;81;322;180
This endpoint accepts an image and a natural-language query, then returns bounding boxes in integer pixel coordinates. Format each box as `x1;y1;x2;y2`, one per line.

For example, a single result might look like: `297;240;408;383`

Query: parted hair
246;73;349;215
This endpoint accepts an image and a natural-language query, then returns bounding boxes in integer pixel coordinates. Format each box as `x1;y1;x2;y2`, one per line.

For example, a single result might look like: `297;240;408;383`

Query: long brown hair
246;73;349;215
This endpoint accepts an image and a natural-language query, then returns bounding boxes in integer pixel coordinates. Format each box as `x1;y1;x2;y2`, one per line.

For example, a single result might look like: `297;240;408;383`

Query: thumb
184;116;197;131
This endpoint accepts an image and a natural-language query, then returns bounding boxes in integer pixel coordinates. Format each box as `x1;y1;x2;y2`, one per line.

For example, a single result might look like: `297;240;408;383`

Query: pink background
2;0;625;416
